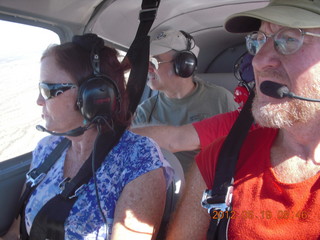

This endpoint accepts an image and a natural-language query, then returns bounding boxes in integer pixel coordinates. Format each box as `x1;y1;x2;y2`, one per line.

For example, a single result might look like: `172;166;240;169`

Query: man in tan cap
166;1;320;239
132;29;238;174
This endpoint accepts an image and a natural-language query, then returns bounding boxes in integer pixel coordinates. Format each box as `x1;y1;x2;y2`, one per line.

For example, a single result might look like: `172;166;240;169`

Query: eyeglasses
245;27;320;56
149;57;173;70
39;82;77;100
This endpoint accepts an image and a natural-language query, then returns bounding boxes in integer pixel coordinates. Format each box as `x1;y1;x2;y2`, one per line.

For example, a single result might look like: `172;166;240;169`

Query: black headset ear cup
174;50;197;78
77;76;119;122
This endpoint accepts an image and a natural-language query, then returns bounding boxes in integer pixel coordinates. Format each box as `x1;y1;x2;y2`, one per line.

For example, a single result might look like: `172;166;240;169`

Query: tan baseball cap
225;0;320;33
150;29;200;57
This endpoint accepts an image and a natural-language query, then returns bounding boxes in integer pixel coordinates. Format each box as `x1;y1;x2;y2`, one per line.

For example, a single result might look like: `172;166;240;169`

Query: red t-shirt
193;110;258;149
196;127;320;239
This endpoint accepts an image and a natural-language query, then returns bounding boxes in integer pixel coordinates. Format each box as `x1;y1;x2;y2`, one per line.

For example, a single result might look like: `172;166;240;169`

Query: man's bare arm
166;162;210;240
131;124;200;153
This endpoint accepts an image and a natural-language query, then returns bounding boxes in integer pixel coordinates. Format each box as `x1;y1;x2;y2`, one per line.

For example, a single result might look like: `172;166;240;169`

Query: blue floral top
24;130;173;240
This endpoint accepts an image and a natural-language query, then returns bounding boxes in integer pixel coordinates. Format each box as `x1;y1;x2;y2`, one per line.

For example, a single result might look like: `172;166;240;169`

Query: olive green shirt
132;77;238;173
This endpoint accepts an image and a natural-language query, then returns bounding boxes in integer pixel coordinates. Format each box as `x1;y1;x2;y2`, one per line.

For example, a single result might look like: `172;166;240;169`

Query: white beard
147;72;160;90
252;85;320;128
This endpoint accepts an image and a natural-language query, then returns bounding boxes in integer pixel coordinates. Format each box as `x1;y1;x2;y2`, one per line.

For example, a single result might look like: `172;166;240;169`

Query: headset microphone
36;125;88;137
260;81;320;103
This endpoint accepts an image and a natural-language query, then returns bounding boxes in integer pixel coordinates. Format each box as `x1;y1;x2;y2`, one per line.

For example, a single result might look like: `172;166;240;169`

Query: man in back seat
132;29;238;174
132;52;255;153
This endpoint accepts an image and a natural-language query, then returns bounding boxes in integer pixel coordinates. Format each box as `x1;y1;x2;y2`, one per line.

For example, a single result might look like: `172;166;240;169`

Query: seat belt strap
16;138;71;218
202;91;255;240
125;0;161;116
28;129;124;240
18;138;70;240
59;128;124;200
27;138;71;183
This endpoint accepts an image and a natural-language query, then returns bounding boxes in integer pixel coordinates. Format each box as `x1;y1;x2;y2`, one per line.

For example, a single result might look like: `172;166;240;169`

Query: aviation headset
173;30;198;78
73;34;121;123
233;51;255;91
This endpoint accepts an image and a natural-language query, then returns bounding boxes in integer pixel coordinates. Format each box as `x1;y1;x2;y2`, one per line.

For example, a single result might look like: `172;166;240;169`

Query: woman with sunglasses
2;34;172;240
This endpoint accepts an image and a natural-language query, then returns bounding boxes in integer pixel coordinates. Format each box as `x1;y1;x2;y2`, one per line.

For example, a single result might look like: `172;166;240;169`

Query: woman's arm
111;168;166;240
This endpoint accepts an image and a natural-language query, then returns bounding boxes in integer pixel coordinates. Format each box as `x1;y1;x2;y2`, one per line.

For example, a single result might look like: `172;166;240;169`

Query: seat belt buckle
59;177;71;193
201;186;233;213
26;168;46;187
59;177;86;199
68;184;87;199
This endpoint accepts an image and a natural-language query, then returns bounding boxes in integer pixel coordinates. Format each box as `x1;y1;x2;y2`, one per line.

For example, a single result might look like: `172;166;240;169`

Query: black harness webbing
125;0;160;115
27;129;124;240
17;138;71;218
18;138;71;240
203;91;255;240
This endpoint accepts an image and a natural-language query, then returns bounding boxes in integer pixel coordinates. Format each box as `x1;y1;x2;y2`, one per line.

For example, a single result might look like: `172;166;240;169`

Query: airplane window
0;20;60;162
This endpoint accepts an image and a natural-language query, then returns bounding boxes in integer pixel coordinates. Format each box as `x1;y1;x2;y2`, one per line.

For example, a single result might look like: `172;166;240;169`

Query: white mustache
148;72;158;81
148;72;154;79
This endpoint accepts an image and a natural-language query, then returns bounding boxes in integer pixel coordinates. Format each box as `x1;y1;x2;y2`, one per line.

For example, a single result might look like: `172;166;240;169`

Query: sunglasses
245;27;320;56
149;57;173;70
39;82;77;100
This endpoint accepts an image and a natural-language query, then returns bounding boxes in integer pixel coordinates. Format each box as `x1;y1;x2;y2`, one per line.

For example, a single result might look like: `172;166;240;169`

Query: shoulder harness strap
202;91;255;240
125;0;160;116
28;129;124;240
17;138;71;218
18;138;70;240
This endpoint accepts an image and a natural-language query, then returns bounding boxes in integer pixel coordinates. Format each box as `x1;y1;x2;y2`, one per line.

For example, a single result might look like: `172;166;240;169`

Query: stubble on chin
252;98;293;128
252;94;320;129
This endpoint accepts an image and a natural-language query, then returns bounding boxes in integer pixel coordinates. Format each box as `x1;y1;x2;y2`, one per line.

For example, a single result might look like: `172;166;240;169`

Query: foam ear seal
174;51;197;78
77;77;118;122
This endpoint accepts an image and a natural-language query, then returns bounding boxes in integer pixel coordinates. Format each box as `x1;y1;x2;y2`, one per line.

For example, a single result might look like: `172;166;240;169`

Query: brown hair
41;42;130;128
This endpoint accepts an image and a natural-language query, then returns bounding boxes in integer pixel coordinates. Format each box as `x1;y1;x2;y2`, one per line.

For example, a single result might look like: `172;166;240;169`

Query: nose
37;93;45;106
252;38;281;72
